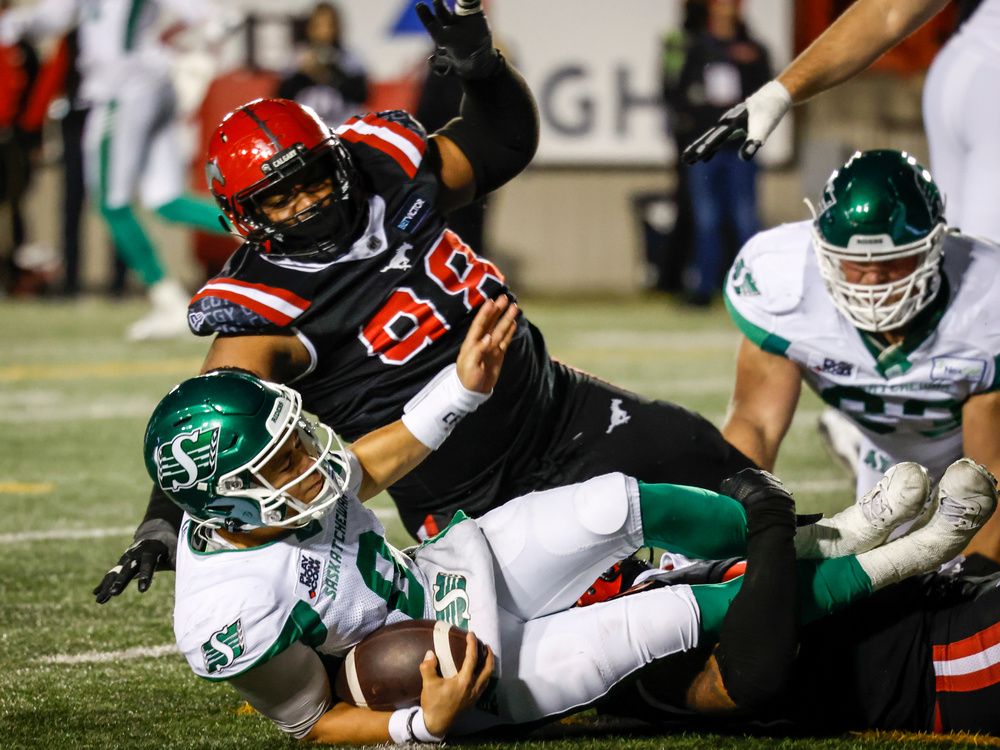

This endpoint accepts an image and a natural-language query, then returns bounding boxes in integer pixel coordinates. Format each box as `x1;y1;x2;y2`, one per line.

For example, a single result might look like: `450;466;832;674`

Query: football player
0;0;237;339
603;560;1000;737
144;299;995;743
720;149;1000;561
94;0;758;603
681;0;1000;243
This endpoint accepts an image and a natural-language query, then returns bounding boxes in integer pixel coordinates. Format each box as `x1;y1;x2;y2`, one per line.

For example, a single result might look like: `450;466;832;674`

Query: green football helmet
143;371;351;535
809;149;946;332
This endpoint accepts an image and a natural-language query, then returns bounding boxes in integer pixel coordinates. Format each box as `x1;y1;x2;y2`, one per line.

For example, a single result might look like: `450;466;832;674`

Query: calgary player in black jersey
94;0;753;603
599;559;1000;738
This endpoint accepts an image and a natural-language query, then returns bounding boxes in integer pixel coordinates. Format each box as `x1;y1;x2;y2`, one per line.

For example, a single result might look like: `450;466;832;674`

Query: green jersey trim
124;0;147;51
990;354;1000;391
855;275;950;379
198;600;328;682
723;290;791;356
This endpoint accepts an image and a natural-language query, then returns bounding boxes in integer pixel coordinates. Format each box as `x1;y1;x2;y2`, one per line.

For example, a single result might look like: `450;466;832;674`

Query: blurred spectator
658;0;706;292
0;0;235;339
278;2;368;128
0;25;40;293
415;67;488;255
666;0;771;307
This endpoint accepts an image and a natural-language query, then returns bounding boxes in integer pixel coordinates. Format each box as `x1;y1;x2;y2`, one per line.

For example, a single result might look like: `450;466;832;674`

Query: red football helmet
205;98;366;258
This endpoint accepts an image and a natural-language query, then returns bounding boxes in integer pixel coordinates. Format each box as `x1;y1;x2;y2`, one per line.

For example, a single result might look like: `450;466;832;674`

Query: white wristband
388;707;418;744
402;364;490;450
387;707;444;744
411;708;445;743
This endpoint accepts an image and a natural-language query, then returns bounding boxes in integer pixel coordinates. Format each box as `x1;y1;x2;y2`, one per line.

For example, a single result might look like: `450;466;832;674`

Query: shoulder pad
336;111;429;181
726;222;810;315
188;275;312;335
944;233;1000;356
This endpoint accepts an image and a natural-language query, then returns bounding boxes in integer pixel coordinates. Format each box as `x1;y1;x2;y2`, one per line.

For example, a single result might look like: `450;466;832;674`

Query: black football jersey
188;110;558;524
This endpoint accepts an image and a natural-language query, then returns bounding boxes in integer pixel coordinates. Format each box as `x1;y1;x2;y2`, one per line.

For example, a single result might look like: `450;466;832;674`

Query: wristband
402;364;490;450
387;707;444;744
411;708;445;743
388;707;418;744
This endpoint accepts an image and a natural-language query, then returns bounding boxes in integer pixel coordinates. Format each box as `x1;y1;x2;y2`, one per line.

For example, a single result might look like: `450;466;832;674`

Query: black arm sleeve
435;53;539;199
715;494;798;711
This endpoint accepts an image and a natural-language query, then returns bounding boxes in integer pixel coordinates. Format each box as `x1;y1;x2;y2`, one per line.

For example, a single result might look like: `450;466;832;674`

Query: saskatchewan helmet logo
202;619;246;674
432;572;470;627
156;427;221;492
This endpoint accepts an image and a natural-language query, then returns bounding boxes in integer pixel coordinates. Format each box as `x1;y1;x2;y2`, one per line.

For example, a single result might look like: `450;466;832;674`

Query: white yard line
38;644;178;665
0;509;400;544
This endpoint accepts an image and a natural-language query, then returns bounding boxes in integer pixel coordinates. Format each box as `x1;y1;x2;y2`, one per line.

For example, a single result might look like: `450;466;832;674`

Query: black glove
415;0;500;80
93;538;171;604
720;467;794;512
680;102;751;164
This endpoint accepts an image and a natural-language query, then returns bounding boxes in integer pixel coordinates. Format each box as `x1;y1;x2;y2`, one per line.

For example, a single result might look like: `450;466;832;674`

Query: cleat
857;459;997;590
126;279;192;341
794;462;929;559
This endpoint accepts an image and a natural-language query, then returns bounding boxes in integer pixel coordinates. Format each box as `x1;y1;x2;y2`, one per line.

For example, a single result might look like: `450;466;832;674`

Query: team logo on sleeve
730;258;760;297
432;572;470;627
156;427;221;492
202;619;246;674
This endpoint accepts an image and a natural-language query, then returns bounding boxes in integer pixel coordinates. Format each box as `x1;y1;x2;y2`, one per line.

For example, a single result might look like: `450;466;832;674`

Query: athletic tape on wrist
402;364;490;450
388;707;419;744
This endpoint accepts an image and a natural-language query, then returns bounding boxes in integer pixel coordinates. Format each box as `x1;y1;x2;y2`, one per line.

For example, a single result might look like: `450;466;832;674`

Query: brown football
334;619;487;711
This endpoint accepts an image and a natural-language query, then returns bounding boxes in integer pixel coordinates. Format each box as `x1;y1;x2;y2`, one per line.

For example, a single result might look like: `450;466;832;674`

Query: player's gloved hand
720;467;795;513
415;0;500;80
681;80;792;164
93;538;173;604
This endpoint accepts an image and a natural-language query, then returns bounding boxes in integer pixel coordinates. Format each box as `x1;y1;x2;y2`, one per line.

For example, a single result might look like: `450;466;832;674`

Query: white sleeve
226;642;334;739
0;0;79;43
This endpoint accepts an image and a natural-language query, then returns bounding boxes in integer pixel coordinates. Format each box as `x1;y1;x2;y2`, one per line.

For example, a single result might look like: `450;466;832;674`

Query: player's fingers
92;569;119;603
135;551;158;593
472;646;495;694
419;649;440;683
492;302;518;351
467;297;502;344
459;632;479;681
432;0;452;24
414;2;439;33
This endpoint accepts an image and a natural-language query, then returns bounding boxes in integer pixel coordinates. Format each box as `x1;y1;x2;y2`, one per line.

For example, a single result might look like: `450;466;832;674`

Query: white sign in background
267;0;795;166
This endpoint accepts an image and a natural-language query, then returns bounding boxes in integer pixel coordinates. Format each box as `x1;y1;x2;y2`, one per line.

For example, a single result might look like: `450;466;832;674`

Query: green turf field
0;296;980;749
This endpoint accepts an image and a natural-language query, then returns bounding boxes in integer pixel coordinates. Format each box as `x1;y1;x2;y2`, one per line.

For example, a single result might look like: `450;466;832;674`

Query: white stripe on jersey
199;282;308;319
336;120;424;173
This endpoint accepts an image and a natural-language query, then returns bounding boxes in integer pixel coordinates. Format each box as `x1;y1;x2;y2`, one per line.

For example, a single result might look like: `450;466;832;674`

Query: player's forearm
778;0;950;103
137;484;184;538
303;702;392;745
721;416;779;472
352;421;432;502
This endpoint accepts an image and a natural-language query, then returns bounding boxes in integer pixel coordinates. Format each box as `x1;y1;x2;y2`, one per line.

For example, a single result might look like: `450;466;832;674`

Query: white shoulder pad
945;233;1000;358
726;222;810;315
175;577;295;682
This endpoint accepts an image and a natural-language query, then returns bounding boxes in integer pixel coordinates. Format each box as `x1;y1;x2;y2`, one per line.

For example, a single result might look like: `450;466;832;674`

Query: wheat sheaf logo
157;427;221;492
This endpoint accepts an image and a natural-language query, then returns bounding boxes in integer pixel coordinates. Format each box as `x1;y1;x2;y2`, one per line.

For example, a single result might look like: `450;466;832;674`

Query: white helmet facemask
807;198;946;333
193;382;353;542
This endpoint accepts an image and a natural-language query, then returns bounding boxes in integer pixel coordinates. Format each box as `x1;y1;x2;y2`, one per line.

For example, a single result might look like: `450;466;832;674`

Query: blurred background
0;0;959;304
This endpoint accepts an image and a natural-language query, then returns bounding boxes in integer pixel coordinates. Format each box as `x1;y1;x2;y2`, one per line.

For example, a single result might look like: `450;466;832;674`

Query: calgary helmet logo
156;427;221;492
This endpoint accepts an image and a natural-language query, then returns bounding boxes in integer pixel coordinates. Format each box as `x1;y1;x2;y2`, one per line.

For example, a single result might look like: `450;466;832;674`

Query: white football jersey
725;221;1000;480
174;487;430;681
959;0;1000;57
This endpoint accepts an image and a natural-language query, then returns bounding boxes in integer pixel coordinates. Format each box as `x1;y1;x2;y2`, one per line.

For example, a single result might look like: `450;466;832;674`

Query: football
334;619;488;711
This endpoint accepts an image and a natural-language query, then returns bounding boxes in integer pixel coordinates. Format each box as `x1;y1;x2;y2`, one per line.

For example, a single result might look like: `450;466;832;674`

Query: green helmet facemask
144;371;352;537
808;149;947;332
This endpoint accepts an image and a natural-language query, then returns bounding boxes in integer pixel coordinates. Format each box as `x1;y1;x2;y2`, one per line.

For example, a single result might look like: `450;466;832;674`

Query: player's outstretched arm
352;296;518;501
721;337;802;472
417;0;539;211
681;0;950;163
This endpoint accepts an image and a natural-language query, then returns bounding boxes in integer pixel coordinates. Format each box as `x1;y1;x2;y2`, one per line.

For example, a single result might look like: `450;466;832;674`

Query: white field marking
0;396;157;423
0;508;399;544
0;358;202;383
37;644;178;665
0;527;135;543
564;330;741;350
